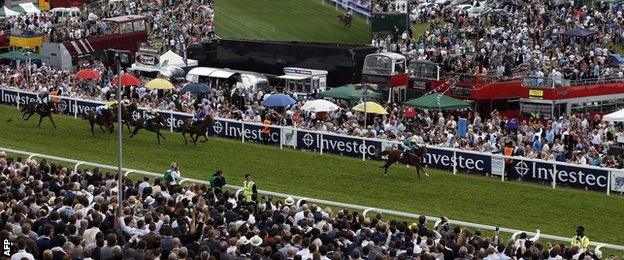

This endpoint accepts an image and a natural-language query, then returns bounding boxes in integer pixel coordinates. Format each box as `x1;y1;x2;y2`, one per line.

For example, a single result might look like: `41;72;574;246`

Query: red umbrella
75;69;101;80
112;74;141;86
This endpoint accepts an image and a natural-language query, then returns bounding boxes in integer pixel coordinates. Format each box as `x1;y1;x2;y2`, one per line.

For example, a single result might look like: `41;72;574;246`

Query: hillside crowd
0;154;608;260
0;0;214;50
374;0;624;81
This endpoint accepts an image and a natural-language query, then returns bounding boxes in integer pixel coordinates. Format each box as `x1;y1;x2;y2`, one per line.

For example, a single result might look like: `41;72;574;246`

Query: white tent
1;6;20;17
603;109;624;122
18;3;41;14
159;50;198;67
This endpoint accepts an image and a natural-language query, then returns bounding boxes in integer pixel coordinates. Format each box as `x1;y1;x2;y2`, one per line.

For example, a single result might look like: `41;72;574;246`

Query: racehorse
179;116;214;145
338;14;352;27
118;102;138;133
85;109;115;136
129;115;167;145
20;102;57;128
378;146;429;179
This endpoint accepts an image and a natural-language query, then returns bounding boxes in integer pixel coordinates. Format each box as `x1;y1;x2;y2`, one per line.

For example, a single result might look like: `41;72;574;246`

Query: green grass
1;105;624;247
214;0;371;44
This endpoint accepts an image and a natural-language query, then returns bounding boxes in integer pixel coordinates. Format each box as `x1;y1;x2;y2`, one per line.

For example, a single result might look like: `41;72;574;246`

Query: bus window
395;60;405;74
121;22;134;34
106;23;120;35
133;20;146;31
364;55;392;75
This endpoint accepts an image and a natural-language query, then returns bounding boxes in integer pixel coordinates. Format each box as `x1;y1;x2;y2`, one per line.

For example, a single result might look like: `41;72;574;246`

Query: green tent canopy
0;51;43;61
319;84;383;101
404;93;471;110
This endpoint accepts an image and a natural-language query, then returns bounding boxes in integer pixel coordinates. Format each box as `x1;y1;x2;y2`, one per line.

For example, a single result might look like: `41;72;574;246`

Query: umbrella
145;78;174;90
0;6;20;17
0;51;43;60
112;74;141;87
319;84;382;101
301;99;339;112
603;109;624;122
404;93;471;110
352;102;388;115
75;69;101;80
262;94;296;107
179;83;211;94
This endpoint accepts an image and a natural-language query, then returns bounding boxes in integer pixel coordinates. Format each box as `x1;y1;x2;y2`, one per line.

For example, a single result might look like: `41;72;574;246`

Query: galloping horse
20;102;57;128
118;102;138;133
179;116;214;145
129;115;166;145
378;146;429;179
338;14;352;27
85;109;115;136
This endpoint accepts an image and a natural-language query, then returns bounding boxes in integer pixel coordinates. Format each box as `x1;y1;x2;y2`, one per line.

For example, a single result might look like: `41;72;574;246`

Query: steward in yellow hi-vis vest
243;174;257;203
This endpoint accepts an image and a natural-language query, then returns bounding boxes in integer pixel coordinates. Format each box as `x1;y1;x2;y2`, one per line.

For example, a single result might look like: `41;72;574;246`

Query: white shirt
11;250;35;260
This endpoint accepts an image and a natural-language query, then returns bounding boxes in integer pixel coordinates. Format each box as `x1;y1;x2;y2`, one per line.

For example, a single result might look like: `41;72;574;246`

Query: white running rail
1;146;622;251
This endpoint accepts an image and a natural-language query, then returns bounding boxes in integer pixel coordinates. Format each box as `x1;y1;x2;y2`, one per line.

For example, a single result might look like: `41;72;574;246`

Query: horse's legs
99;123;106;133
182;131;188;145
416;166;421;180
156;131;161;145
158;130;166;140
200;132;208;143
25;111;34;120
129;127;139;139
418;164;430;178
48;116;57;128
125;121;132;134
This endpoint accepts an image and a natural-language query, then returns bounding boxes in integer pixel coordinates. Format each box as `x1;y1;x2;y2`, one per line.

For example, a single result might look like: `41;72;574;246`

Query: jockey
36;88;50;111
192;104;208;126
145;108;160;126
95;101;117;120
346;9;353;18
401;136;418;158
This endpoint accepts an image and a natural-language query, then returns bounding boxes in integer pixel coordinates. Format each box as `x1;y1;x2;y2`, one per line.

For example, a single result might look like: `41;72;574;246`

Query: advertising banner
611;171;624;193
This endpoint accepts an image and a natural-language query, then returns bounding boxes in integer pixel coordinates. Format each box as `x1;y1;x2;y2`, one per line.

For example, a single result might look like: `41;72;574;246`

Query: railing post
279;127;283;149
241;123;245;143
501;155;505;182
362;139;365;161
27;154;39;161
74;99;78;118
170;113;174;132
74;162;84;173
552;163;557;189
124;170;135;177
453;150;457;175
320;134;323;155
607;171;611;196
16;92;20;109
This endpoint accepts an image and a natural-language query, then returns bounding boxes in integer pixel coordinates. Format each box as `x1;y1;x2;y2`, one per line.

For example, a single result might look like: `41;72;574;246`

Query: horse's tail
379;150;391;156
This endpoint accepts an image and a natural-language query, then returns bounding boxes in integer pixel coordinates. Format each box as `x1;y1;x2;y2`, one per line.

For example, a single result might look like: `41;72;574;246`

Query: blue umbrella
179;83;211;94
262;94;296;107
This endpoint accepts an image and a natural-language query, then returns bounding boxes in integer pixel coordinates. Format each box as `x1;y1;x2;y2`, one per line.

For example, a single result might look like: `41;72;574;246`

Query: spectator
210;169;226;190
164;162;181;185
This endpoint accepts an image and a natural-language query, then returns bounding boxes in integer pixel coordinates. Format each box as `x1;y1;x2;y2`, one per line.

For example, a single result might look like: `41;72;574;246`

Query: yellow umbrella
145;78;174;90
352;102;388;115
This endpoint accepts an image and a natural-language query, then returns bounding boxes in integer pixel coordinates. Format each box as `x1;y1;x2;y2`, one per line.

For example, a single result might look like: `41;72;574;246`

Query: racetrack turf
214;0;371;44
0;104;623;246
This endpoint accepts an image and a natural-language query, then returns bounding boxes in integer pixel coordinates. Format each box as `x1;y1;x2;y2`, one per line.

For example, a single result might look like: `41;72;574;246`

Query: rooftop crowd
0;0;214;50
374;0;624;81
0;153;608;259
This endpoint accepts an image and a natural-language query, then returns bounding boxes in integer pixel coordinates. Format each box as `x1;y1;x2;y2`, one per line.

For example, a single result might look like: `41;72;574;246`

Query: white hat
237;236;249;246
284;196;294;206
250;235;262;247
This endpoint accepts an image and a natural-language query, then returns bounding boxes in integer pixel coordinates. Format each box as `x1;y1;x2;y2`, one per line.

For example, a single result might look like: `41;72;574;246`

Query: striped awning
62;39;95;56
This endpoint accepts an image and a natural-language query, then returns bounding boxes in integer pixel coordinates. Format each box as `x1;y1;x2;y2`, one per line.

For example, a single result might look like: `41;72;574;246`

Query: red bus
408;60;524;118
519;76;624;120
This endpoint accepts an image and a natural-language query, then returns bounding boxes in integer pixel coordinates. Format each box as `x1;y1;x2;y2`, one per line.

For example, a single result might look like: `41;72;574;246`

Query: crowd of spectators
375;0;624;81
0;0;214;50
0;152;609;260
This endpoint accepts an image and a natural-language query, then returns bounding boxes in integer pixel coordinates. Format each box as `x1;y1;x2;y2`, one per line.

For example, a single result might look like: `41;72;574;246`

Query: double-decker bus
361;52;409;102
519;76;624;120
43;15;148;68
